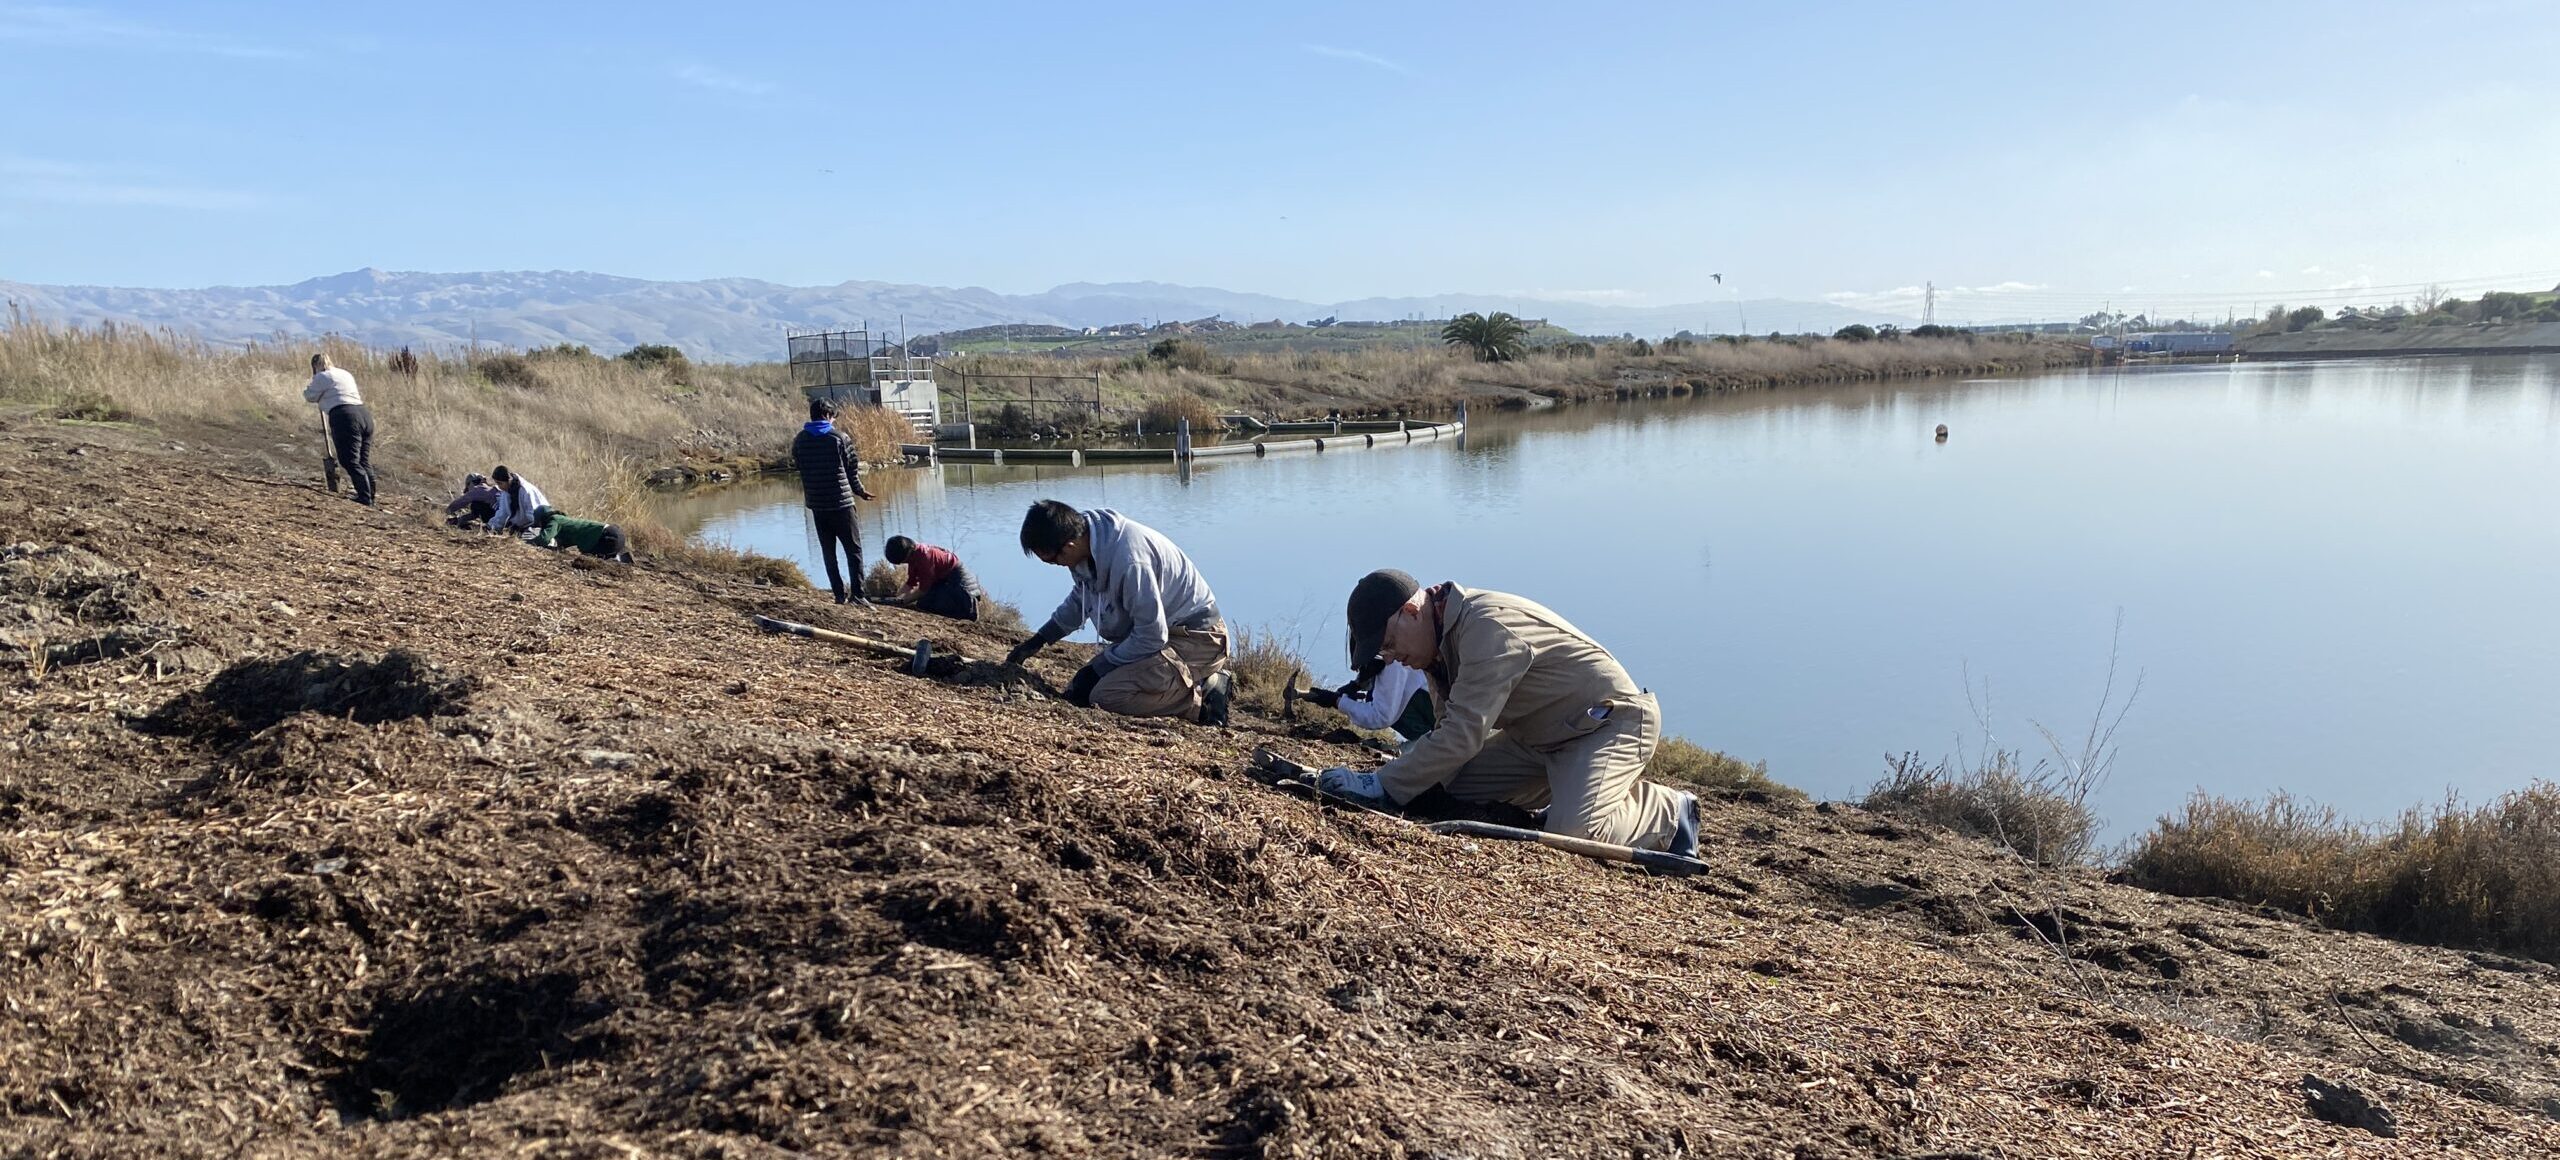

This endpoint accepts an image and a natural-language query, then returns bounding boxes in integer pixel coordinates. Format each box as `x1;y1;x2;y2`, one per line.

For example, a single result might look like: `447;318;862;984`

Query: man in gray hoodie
303;353;376;505
1003;500;1234;726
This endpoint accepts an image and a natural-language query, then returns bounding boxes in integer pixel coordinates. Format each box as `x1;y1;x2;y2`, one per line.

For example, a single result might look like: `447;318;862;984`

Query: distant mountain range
0;269;1911;363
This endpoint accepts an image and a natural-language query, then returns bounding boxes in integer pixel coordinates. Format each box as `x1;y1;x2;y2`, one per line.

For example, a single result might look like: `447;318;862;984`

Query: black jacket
791;424;864;510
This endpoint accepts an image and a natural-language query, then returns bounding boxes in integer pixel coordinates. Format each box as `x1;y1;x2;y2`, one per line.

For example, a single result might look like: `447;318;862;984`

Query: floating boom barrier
900;416;1466;466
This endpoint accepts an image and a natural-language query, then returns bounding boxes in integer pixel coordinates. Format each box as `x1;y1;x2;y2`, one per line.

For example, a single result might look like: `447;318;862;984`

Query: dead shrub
1139;390;1222;437
1226;625;1308;718
839;404;918;464
2119;791;2367;915
978;596;1028;633
862;560;904;599
475;353;540;388
1866;750;2100;867
1873;627;2138;868
2124;783;2560;963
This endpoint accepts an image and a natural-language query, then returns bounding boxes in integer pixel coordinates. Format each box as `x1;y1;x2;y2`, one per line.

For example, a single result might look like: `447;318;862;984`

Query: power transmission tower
1923;282;1937;326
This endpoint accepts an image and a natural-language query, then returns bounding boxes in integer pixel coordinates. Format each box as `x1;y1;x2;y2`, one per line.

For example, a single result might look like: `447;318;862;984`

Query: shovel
319;412;342;494
752;613;958;675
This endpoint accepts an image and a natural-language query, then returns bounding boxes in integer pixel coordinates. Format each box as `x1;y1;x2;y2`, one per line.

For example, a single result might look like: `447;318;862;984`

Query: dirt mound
1;541;152;623
9;430;2560;1158
145;648;478;742
1;541;208;674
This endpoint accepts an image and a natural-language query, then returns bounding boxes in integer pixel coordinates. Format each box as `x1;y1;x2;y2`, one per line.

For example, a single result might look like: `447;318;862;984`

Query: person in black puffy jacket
791;398;877;603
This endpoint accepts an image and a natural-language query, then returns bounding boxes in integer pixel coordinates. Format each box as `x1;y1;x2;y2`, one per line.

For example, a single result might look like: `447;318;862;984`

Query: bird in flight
1711;273;1723;284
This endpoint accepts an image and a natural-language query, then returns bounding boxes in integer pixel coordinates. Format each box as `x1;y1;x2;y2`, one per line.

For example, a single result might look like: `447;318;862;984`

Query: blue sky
5;0;2558;313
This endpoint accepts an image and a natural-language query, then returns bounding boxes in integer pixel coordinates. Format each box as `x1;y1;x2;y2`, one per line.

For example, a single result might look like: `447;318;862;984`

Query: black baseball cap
1345;569;1421;667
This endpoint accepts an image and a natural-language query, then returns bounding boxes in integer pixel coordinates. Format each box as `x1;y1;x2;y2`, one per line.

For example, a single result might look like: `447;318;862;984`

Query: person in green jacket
527;506;632;562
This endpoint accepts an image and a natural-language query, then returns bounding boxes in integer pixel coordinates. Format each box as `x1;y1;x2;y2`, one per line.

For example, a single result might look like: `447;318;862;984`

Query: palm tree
1441;311;1528;363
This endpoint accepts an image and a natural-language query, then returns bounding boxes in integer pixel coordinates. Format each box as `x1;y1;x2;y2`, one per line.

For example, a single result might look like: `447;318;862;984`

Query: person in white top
1304;658;1437;746
485;465;550;535
302;354;376;505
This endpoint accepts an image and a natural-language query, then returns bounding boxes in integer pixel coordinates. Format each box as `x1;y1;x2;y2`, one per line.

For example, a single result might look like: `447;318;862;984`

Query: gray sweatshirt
1041;509;1219;675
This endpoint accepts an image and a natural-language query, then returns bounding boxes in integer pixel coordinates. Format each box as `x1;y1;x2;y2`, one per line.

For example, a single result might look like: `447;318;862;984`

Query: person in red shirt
884;536;985;621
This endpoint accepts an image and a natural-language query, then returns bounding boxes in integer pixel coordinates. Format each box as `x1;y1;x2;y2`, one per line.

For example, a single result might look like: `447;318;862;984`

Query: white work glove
1317;767;1385;803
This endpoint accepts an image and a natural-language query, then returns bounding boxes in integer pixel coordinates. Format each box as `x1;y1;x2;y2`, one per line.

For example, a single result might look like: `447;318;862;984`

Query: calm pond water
660;356;2560;837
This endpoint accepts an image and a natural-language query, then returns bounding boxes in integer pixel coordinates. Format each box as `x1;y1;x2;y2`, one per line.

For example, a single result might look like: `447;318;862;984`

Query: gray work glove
1317;767;1385;804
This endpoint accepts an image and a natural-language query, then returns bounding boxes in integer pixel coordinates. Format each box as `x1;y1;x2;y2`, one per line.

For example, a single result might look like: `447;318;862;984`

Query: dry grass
977;596;1029;634
1136;390;1222;437
0;315;803;525
862;560;905;600
949;333;2082;422
623;523;810;588
0;314;832;582
2124;783;2560;963
839;404;918;465
1224;625;1307;718
1865;750;2102;868
1647;737;1800;801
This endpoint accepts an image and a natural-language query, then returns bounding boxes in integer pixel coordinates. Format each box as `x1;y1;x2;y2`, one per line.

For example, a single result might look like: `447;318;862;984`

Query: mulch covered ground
4;414;2558;1158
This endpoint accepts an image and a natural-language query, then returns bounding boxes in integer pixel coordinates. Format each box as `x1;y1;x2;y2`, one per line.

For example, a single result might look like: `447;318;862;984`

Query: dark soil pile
4;418;2559;1158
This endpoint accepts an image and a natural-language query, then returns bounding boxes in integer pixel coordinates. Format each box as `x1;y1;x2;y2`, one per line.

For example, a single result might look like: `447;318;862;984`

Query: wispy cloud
0;3;297;58
1532;288;1644;304
1823;281;2048;312
0;155;271;211
1303;43;1409;74
674;63;776;98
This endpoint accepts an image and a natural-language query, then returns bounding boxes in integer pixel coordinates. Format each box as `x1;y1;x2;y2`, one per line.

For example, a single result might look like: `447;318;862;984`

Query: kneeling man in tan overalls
1319;569;1700;856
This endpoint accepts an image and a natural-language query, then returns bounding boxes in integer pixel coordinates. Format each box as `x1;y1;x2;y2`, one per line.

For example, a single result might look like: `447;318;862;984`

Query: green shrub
1833;324;1877;342
51;393;133;422
2475;291;2537;322
619;343;688;368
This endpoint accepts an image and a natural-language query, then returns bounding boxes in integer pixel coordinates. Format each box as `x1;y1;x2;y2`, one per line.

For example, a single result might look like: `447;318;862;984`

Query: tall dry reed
2124;783;2560;963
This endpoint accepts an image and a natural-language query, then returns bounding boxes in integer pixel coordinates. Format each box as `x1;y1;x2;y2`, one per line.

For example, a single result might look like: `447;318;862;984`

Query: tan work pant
1090;623;1229;721
1440;692;1684;852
